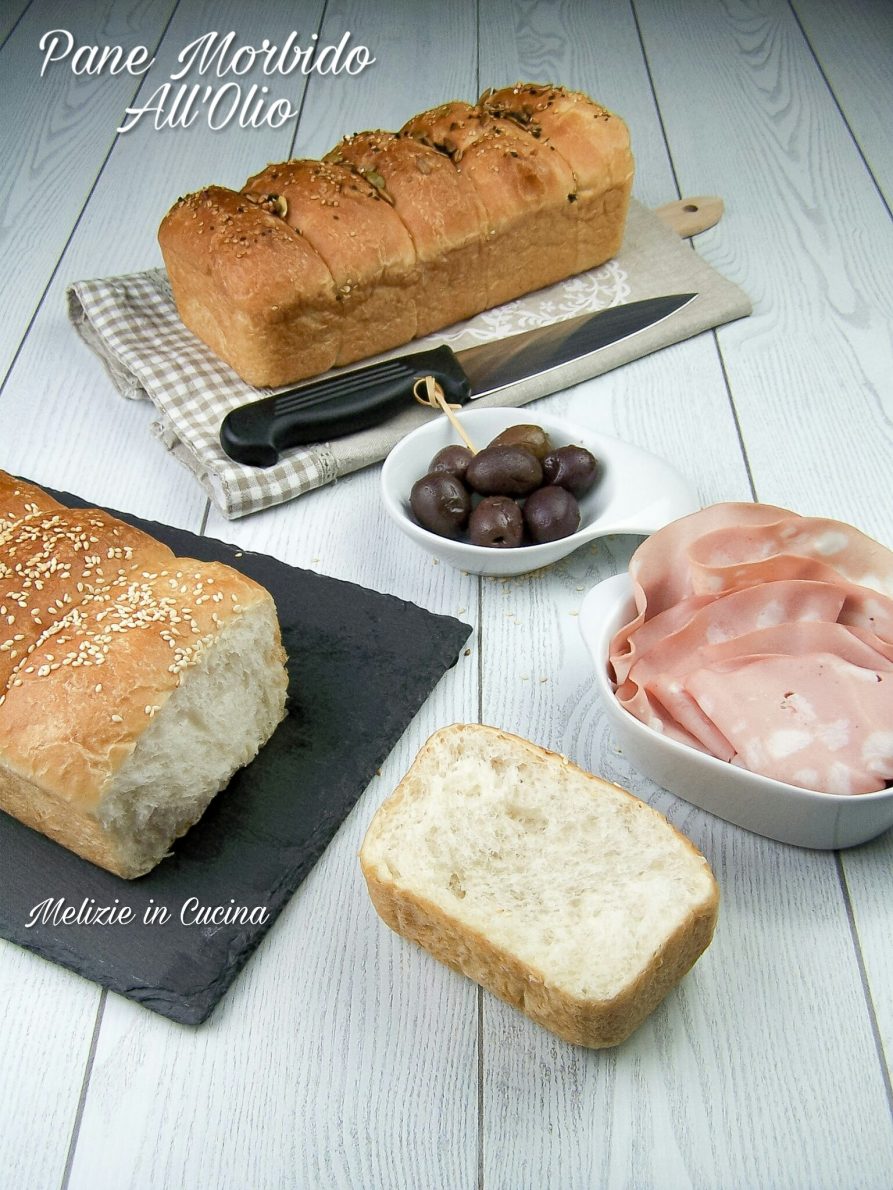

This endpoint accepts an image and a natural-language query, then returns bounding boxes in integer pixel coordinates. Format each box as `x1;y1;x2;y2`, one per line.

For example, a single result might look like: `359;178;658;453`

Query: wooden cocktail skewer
412;375;478;455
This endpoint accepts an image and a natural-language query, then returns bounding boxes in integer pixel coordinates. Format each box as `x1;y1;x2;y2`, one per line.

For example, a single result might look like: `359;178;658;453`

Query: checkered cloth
67;200;751;518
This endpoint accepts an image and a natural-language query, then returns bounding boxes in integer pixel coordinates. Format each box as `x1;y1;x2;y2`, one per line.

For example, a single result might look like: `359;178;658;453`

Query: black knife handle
220;345;472;467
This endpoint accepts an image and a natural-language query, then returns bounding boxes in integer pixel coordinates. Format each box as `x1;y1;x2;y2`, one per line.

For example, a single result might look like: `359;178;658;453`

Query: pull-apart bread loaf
159;84;634;387
0;472;288;878
360;724;718;1048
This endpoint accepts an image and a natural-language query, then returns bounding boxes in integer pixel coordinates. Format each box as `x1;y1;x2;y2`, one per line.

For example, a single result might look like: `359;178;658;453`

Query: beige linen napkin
67;199;751;519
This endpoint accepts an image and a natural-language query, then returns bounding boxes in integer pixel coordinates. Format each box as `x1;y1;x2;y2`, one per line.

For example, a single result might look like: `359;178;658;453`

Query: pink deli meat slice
617;590;893;756
646;619;893;759
684;654;893;794
612;578;847;693
611;503;796;675
612;505;893;673
688;517;893;600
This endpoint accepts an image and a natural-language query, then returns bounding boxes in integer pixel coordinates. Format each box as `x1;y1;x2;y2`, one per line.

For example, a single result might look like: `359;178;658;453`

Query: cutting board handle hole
654;196;724;237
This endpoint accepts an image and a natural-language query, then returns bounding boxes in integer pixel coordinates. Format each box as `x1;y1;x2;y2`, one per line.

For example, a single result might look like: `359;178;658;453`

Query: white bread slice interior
360;724;719;1048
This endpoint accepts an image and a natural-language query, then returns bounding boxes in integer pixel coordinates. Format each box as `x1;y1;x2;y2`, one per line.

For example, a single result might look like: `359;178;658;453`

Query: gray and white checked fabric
67;200;751;519
66;268;332;518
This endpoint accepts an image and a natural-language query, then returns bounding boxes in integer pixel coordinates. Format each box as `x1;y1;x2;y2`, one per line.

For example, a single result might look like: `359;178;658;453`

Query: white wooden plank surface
473;2;893;1186
840;829;893;1071
68;657;481;1190
793;0;893;207
0;1;324;1184
635;7;893;1174
635;0;893;544
0;0;32;49
0;943;101;1190
0;0;177;377
291;0;482;161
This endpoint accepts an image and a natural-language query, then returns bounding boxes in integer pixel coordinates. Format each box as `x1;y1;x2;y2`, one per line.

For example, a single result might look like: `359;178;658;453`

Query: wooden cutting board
655;194;725;237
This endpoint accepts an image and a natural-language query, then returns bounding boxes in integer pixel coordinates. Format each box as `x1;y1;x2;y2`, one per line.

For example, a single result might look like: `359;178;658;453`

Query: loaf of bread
360;724;718;1048
159;84;634;387
0;472;288;878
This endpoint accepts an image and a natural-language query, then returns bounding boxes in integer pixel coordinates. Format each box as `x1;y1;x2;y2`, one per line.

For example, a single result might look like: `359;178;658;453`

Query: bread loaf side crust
325;131;490;335
401;102;581;309
243;160;420;367
363;863;717;1048
0;765;135;876
360;723;719;1048
0;473;289;877
159;187;342;386
481;84;634;273
158;84;635;387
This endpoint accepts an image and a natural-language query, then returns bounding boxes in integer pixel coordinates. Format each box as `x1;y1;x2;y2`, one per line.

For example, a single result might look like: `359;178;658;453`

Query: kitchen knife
220;293;697;467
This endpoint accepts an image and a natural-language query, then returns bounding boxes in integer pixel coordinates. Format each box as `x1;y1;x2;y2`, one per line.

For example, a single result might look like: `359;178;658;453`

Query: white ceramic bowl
579;574;893;849
381;408;698;577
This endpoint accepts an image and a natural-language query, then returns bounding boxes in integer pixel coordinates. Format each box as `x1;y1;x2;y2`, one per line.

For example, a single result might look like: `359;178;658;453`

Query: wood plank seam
632;0;759;506
286;0;332;158
833;854;893;1107
630;0;759;500
713;332;759;502
0;0;33;55
0;0;182;402
58;989;107;1190
629;0;683;200
789;0;893;223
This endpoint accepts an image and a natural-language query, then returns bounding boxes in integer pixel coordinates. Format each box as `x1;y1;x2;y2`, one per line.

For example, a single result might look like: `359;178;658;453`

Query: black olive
542;445;600;497
468;496;524;548
465;445;543;496
488;424;553;460
428;444;474;481
523;485;581;543
409;472;471;538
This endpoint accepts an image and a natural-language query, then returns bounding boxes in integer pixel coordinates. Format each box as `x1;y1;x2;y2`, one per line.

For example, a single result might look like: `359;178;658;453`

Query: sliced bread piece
360;723;718;1048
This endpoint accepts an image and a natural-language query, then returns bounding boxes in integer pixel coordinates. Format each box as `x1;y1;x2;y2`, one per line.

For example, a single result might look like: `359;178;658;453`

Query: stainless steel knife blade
220;293;697;467
459;293;696;398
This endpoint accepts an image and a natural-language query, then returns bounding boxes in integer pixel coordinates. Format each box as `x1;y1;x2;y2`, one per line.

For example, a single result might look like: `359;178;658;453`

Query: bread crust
158;84;635;387
0;472;288;877
0;474;65;534
402;102;581;308
0;506;175;691
159;186;342;386
243;159;419;365
325;131;489;334
360;724;719;1048
481;84;634;273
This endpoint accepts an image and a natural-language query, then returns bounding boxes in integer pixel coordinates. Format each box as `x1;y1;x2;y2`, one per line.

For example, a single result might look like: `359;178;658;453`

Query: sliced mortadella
636;619;893;757
611;503;795;669
613;578;847;693
688;517;893;600
684;654;893;794
631;672;736;759
609;501;893;793
610;593;715;686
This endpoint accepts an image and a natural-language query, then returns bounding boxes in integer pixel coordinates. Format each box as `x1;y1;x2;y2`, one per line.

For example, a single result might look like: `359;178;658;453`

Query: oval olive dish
381;408;698;578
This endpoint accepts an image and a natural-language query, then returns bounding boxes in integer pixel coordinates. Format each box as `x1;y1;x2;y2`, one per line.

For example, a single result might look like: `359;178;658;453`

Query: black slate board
0;488;471;1024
